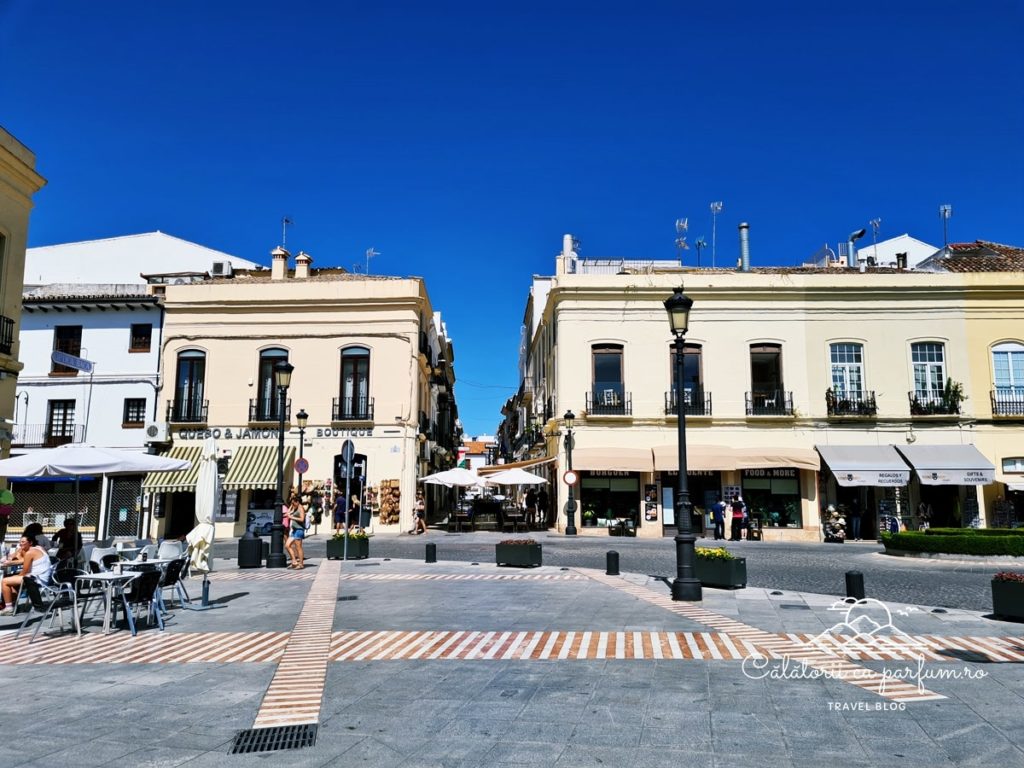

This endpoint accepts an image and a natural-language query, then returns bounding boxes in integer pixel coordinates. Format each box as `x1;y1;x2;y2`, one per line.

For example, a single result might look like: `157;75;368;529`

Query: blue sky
2;1;1021;435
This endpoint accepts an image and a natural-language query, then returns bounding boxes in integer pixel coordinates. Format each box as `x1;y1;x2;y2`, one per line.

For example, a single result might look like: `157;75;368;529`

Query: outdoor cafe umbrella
419;467;492;488
183;437;219;610
486;467;548;486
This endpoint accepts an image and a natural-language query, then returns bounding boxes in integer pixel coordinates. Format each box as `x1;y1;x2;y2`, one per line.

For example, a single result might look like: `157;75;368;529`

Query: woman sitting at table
0;534;53;614
53;517;83;563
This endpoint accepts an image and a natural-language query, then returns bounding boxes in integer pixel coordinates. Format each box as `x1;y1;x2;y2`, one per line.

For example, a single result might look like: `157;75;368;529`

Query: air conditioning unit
144;422;170;443
211;260;233;277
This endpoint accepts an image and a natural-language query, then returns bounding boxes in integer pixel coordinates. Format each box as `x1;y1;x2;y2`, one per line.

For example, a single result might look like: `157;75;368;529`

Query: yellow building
143;248;459;540
0;127;46;458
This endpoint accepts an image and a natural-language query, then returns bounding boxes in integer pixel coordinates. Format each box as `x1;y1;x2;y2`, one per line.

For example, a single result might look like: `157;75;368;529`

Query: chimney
738;222;751;272
896;252;908;270
847;228;867;268
557;233;577;276
271;246;290;281
295;251;312;279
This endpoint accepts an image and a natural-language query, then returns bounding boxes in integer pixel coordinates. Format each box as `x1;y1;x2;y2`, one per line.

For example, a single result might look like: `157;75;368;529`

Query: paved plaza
0;549;1022;768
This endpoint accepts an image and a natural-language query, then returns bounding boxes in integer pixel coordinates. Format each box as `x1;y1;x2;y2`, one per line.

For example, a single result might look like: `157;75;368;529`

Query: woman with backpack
284;495;309;569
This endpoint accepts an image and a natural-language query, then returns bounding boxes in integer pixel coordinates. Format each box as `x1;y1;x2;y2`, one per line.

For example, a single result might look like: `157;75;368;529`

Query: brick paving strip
578;568;952;703
251;558;341;728
338;572;586;582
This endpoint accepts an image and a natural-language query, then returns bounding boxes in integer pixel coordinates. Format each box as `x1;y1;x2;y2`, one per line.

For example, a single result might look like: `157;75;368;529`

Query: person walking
346;494;362;532
712;498;727;540
537;488;550;527
848;499;863;541
729;496;746;542
410;492;427;534
284;495;308;569
333;493;345;534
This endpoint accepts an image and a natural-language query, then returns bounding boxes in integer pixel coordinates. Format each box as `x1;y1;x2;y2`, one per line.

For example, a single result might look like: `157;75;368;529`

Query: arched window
992;342;1024;415
173;350;206;422
256;348;289;421
340;347;371;419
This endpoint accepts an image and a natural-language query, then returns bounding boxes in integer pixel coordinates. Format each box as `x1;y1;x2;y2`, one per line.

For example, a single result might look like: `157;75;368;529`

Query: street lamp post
563;410;577;536
665;288;702;601
296;409;308;491
267;361;294;569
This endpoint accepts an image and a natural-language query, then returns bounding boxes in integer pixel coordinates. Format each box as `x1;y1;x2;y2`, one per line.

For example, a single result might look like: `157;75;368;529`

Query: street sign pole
341;439;355;561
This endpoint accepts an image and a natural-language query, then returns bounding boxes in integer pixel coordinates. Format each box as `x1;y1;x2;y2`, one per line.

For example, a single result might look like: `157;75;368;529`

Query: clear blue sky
2;1;1021;435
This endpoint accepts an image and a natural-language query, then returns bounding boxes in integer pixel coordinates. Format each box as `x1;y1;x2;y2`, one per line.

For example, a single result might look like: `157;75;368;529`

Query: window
51;325;83;375
129;324;152;353
671;344;703;405
340;346;371;418
750;344;783;395
123;398;147;427
830;343;864;395
911;342;946;397
741;468;802;528
993;343;1024;397
46;399;76;447
1003;457;1024;474
173;350;206;421
592;344;623;404
256;348;289;420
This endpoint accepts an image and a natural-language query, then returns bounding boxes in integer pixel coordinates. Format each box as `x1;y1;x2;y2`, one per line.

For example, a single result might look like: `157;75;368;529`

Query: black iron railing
664;389;713;416
167;399;209;423
908;391;960;416
586;390;632;416
13;423;85;448
745;390;794;416
249;398;291;423
333;396;374;422
992;389;1024;417
826;389;878;417
0;315;14;355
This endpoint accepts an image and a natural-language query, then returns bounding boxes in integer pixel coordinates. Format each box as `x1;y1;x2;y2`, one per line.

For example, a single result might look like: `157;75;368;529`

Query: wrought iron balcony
13;423;85;448
167;399;209;424
0;315;14;355
826;389;878;417
664;389;713;417
586;389;632;416
333;396;374;422
745;390;794;416
908;391;960;416
249;398;291;424
992;388;1024;417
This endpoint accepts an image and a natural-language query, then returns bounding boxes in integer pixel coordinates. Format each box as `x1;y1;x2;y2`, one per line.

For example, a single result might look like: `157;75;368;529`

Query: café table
74;571;137;635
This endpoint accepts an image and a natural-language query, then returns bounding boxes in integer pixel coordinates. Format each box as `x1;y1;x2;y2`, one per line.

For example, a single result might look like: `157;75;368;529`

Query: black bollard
845;570;865;600
606;550;620;576
425;543;437;563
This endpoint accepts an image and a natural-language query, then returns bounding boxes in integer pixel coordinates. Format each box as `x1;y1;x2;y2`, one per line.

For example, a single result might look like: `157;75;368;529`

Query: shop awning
477;455;557;475
141;445;203;494
572;447;653;472
816;445;911;487
896;445;995;486
652;444;737;472
734;447;820;472
223;445;295;490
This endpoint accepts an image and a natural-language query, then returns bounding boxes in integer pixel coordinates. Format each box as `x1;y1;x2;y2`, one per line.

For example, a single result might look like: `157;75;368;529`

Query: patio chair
133;544;159;562
113;569;164;636
158;557;190;610
52;564;103;624
157;540;184;560
503;507;526;534
89;547;118;572
15;576;76;643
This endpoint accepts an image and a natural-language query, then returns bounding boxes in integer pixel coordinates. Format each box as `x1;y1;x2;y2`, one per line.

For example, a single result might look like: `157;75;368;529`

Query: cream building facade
143;249;459;541
499;234;1023;542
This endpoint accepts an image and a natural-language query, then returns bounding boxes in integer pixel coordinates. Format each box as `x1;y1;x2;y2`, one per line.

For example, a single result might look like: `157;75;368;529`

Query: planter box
991;580;1024;622
496;543;542;568
695;557;747;589
327;537;369;560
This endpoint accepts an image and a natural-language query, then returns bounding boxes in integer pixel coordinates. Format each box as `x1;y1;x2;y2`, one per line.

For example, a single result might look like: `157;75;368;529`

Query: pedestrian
525;488;538;526
537;488;549;527
409;492;427;534
284;495;308;569
333;493;345;534
730;496;745;541
712;498;727;540
347;494;361;532
848;499;862;541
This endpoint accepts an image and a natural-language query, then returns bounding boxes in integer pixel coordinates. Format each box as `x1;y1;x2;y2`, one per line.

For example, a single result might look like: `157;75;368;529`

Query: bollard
606;550;620;576
845;570;865;600
425;543;437;564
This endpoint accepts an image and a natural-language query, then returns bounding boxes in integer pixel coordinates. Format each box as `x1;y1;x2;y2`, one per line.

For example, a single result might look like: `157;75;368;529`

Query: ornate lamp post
563;410;577;536
665;288;702;601
296;409;308;491
266;360;294;569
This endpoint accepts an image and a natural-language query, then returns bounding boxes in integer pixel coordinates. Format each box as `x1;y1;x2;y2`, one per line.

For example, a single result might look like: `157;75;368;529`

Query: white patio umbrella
486;468;548;486
419;467;492;488
184;438;220;610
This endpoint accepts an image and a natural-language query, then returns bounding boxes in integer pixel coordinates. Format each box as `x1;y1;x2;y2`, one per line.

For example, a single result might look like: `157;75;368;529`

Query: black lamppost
266;360;294;569
563;410;577;536
296;409;308;491
665;288;702;601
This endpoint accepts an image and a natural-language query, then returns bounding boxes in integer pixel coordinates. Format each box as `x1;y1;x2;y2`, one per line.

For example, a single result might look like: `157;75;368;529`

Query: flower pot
695;557;747;589
991;579;1024;622
327;537;369;560
495;543;542;568
582;517;597;527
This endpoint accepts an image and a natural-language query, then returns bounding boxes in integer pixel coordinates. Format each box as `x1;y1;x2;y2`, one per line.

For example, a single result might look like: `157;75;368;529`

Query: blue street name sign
50;350;94;373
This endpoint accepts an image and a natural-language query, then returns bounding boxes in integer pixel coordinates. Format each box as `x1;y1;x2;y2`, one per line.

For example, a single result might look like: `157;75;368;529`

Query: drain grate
779;604;811;610
230;724;318;754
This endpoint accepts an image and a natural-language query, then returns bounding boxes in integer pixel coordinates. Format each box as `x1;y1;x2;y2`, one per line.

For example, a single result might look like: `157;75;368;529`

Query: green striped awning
141;445;203;494
224;445;295;491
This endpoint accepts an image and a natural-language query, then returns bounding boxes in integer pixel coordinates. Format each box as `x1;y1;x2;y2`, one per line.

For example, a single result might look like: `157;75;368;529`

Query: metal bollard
606;550;620;576
845;570;865;600
425;543;437;564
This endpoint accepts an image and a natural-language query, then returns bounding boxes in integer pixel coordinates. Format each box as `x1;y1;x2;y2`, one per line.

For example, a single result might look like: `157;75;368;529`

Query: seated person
53;517;83;562
1;534;53;614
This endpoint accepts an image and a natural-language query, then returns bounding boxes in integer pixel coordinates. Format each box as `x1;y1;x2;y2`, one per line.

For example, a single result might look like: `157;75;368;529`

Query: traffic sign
563;470;578;486
294;457;309;475
341;439;355;463
50;350;94;373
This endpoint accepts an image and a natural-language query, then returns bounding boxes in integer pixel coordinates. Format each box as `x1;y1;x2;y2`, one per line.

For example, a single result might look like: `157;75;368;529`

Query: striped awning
141;445;203;494
224;445;295;491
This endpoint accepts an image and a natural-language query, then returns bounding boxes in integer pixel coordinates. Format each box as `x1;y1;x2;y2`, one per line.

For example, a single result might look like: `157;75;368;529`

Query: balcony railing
333;396;374;422
167;399;209;424
826;389;878;417
908;391;960;416
664;389;713;417
746;390;794;416
0;315;13;355
992;388;1024;417
586;389;632;416
13;423;85;448
543;396;556;422
249;398;291;423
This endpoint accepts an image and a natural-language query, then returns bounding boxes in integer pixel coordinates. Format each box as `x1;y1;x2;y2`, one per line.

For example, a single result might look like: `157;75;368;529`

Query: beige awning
572;447;653;472
653;444;737;472
223;445;295;490
734;447;820;472
477;455;557;475
141;445;204;494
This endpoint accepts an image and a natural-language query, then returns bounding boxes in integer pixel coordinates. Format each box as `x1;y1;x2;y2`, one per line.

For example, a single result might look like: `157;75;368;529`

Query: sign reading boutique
177;427;374;440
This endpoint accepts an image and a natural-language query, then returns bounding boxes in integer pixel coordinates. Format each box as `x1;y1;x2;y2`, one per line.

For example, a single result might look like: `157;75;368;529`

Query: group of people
522;488;550;528
711;496;748;541
0;517;82;615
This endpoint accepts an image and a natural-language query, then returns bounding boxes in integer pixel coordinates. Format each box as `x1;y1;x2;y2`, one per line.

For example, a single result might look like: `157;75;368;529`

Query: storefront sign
916;468;995;486
742;468;797;479
177;426;375;440
587;470;633;477
835;470;910;487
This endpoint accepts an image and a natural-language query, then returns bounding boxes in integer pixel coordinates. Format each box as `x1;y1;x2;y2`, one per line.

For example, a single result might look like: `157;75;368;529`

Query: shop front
569;447;654;537
815;445;912;539
895;444;995;528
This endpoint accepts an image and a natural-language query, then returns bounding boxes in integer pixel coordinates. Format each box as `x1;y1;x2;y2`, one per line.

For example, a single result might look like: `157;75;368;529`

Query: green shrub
924;527;1024;537
882;531;1024;556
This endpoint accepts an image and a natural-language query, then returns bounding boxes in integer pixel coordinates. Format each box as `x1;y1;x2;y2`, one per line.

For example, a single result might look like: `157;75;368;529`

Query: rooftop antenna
939;204;952;247
695;237;707;268
869;217;881;262
675;218;689;263
281;216;293;246
365;247;380;275
710;201;723;267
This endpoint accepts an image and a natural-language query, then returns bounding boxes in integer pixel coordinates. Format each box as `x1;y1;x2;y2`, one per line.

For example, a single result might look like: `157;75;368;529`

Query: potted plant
496;538;542;567
582;508;597;527
694;546;746;589
326;529;369;560
991;571;1024;621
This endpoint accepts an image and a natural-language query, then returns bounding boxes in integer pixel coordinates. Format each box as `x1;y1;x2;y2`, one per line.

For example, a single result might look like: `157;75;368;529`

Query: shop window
741;469;801;528
911;342;946;397
580;473;640;527
51;325;83;375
